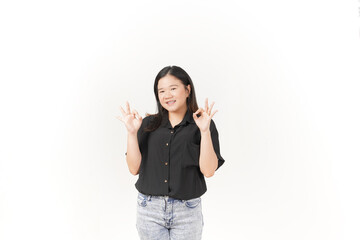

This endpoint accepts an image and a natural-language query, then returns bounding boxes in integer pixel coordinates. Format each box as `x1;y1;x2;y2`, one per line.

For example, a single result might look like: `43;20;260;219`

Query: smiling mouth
166;100;176;105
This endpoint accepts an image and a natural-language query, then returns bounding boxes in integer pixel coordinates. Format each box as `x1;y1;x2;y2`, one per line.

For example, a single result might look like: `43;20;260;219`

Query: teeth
167;100;176;104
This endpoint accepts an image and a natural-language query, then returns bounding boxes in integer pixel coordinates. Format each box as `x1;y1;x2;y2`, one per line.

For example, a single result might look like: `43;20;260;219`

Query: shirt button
170;131;174;133
166;143;168;146
165;162;168;165
164;179;168;183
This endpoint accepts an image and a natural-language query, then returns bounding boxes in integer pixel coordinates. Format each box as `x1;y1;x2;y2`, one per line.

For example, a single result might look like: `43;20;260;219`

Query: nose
164;91;173;98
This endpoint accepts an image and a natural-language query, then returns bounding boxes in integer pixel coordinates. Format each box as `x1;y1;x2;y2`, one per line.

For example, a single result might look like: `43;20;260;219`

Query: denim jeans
136;192;204;240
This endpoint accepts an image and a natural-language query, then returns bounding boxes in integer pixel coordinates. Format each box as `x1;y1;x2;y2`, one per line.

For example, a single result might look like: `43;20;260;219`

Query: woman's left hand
193;98;218;133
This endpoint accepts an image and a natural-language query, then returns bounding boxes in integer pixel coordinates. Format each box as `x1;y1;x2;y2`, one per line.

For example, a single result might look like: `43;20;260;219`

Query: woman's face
157;74;191;114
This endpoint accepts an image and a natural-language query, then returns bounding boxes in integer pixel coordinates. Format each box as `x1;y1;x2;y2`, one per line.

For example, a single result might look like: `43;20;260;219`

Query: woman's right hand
116;101;143;134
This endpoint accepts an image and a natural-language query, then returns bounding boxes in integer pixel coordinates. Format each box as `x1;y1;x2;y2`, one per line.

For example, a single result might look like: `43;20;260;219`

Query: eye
171;88;176;90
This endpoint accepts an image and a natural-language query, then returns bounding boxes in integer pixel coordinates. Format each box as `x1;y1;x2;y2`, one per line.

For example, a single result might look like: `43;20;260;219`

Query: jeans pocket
184;197;201;208
137;194;147;207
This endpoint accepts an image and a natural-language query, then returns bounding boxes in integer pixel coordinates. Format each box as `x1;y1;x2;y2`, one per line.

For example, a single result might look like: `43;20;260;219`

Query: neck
167;107;188;124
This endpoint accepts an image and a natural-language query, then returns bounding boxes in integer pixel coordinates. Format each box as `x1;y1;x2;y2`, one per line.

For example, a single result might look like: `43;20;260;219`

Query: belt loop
147;195;152;201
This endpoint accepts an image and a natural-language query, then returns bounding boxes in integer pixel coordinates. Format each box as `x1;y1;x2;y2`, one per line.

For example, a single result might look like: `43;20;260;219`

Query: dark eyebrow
158;84;178;91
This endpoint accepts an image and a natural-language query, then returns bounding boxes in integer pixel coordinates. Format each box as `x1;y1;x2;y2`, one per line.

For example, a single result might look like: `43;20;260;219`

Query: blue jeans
136;192;204;240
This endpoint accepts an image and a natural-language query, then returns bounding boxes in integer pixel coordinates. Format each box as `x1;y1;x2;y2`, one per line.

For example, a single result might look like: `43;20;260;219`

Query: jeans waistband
138;192;186;202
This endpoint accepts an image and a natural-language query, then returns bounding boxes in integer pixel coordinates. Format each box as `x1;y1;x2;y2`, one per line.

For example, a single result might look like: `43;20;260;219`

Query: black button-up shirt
133;109;225;200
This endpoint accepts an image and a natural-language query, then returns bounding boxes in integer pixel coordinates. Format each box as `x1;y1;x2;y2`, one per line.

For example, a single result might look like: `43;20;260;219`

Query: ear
186;84;191;96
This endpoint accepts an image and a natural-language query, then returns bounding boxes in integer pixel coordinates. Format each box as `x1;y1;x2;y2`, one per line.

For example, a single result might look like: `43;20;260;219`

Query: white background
1;0;360;239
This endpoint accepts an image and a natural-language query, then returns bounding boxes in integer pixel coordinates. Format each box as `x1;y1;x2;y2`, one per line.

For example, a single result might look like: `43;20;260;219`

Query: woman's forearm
126;132;142;175
199;130;218;178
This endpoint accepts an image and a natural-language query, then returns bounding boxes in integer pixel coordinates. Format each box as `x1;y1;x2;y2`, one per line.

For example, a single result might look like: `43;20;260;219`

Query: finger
193;108;203;119
133;109;141;119
119;106;126;116
205;98;208;112
194;108;202;115
126;101;130;114
196;108;204;114
209;102;215;114
115;115;124;122
210;109;218;118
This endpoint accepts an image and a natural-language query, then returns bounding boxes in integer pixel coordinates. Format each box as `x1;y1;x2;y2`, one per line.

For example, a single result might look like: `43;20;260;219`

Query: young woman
117;65;225;240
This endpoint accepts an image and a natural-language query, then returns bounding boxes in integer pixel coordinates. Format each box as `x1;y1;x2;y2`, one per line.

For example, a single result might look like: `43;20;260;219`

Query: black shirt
132;109;225;200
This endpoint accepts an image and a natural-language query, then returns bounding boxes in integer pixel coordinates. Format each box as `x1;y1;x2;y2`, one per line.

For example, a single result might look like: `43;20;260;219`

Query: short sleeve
210;119;225;171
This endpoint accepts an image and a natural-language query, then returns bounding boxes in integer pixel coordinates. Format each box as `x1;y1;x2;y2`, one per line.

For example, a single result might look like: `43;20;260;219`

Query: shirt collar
161;109;195;129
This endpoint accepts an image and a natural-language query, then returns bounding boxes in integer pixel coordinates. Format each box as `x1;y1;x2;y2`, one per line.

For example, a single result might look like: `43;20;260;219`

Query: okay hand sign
116;101;143;134
193;98;218;133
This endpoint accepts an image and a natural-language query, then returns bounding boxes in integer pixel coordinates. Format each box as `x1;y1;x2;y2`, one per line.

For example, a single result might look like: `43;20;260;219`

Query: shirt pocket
181;141;200;168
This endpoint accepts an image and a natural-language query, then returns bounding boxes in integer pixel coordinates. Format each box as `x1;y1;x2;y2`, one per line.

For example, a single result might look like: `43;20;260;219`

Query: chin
161;106;171;112
161;104;176;112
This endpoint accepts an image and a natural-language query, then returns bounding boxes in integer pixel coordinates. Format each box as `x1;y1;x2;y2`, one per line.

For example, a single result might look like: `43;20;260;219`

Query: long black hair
144;65;199;132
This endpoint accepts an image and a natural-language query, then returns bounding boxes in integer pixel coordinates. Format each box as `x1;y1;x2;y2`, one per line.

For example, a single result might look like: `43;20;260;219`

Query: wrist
200;129;211;135
127;130;138;136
